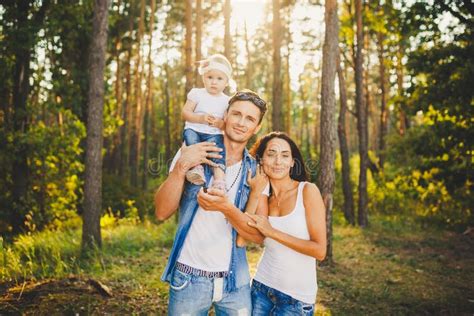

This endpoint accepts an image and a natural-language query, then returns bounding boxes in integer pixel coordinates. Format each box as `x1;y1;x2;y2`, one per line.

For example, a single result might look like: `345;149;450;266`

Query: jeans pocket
170;270;191;291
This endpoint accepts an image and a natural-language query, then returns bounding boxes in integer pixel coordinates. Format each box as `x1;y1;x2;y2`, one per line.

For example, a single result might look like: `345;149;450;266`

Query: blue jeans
168;269;252;315
183;129;226;176
251;280;314;316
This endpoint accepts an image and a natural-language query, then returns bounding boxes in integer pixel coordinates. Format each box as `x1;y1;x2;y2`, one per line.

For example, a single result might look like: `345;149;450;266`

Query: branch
438;1;474;28
348;108;357;118
367;157;380;175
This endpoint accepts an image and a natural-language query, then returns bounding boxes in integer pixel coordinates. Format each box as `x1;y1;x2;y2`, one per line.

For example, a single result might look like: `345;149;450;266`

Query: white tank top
254;181;317;304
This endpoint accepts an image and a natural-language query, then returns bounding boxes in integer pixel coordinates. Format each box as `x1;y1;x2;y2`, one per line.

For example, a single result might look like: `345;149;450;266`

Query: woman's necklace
272;180;296;208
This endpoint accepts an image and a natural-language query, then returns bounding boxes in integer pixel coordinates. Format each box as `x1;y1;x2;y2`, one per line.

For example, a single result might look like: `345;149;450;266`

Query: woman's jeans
251;280;314;316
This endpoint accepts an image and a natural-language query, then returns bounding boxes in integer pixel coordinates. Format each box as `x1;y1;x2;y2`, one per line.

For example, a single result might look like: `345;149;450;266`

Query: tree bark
224;0;232;62
337;52;355;225
377;28;388;169
82;0;109;251
184;0;193;94
164;65;171;164
111;35;122;174
355;0;369;227
397;42;407;135
11;1;31;233
244;22;252;90
195;0;202;87
272;0;283;131
10;0;50;233
119;1;135;177
130;0;146;187
319;0;339;264
142;0;156;190
285;6;292;136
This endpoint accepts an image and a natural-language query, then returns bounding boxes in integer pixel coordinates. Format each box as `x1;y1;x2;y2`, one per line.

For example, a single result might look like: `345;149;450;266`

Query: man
155;90;268;315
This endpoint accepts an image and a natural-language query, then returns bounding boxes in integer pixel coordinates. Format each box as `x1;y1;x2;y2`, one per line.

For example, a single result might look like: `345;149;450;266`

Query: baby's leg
205;134;226;191
211;167;226;191
183;129;206;185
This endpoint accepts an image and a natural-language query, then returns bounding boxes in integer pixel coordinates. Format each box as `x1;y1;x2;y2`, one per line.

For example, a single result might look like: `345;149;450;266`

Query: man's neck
224;137;247;166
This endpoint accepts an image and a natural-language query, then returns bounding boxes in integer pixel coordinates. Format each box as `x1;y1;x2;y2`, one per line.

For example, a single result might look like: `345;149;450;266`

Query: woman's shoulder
301;182;321;197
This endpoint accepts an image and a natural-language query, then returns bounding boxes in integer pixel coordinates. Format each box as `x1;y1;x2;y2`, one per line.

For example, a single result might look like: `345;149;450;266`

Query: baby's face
202;69;228;95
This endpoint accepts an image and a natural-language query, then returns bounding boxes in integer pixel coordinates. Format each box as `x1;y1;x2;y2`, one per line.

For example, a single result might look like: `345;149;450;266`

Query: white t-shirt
184;88;229;135
169;150;243;272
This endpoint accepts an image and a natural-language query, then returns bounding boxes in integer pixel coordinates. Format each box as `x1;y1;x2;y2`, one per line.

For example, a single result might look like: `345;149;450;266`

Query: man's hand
176;142;223;174
197;188;233;213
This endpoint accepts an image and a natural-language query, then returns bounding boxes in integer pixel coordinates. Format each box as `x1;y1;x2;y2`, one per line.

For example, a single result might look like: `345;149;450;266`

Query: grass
0;215;473;315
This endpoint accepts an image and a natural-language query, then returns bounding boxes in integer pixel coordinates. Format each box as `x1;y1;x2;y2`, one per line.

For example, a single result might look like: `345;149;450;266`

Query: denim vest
161;148;257;293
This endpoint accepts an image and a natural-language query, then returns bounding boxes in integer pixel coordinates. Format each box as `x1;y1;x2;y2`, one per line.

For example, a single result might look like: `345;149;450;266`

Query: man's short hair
228;89;267;124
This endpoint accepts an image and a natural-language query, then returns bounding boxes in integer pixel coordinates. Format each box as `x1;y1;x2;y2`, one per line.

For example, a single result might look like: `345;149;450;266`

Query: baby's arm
181;99;208;124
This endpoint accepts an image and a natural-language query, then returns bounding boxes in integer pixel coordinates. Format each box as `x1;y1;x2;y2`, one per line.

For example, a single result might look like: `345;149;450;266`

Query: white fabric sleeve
262;183;270;196
168;148;182;173
187;88;200;103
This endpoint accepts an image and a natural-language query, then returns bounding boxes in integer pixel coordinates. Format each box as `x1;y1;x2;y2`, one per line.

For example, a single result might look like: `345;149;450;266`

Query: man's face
224;100;262;144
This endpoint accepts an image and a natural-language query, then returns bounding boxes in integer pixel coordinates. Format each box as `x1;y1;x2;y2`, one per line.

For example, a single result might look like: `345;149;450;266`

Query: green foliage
0;219;177;282
102;173;155;220
27;108;85;231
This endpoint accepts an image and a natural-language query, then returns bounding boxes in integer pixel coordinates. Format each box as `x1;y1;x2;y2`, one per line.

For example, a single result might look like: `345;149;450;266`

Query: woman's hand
247;165;268;195
246;213;274;238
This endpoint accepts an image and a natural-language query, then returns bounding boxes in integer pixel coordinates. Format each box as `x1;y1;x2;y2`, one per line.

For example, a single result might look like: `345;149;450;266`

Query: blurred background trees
0;0;472;239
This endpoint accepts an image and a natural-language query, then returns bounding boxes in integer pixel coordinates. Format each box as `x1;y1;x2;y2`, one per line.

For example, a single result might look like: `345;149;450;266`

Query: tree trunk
272;0;283;131
119;2;135;177
184;0;193;94
355;0;369;227
319;0;339;264
363;25;376;153
377;29;388;169
337;52;355;225
130;0;146;187
164;65;172;163
142;0;156;190
397;42;407;135
82;0;109;251
284;5;292;135
244;22;252;90
104;32;122;174
195;0;202;87
11;2;31;233
111;35;122;174
313;59;322;151
224;0;232;62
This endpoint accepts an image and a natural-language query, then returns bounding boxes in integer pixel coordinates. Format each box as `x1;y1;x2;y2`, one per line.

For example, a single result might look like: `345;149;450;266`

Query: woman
245;132;327;315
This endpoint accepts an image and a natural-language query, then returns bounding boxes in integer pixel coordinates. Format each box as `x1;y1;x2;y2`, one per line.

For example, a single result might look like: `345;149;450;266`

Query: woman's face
261;137;294;180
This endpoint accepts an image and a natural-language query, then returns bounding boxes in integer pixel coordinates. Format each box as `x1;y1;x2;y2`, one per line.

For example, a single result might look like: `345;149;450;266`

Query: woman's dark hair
250;132;308;182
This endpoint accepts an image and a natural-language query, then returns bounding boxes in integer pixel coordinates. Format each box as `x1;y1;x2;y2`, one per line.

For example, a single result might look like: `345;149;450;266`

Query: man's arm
154;142;223;221
197;188;265;244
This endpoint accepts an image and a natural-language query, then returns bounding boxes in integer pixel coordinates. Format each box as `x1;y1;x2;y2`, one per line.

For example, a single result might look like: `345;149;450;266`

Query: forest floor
1;216;473;315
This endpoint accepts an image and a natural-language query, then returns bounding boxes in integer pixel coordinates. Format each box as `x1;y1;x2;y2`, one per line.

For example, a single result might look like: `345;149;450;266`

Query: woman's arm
247;183;327;260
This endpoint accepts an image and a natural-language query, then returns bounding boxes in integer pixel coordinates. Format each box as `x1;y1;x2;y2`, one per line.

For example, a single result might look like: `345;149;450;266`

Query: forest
0;0;472;314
